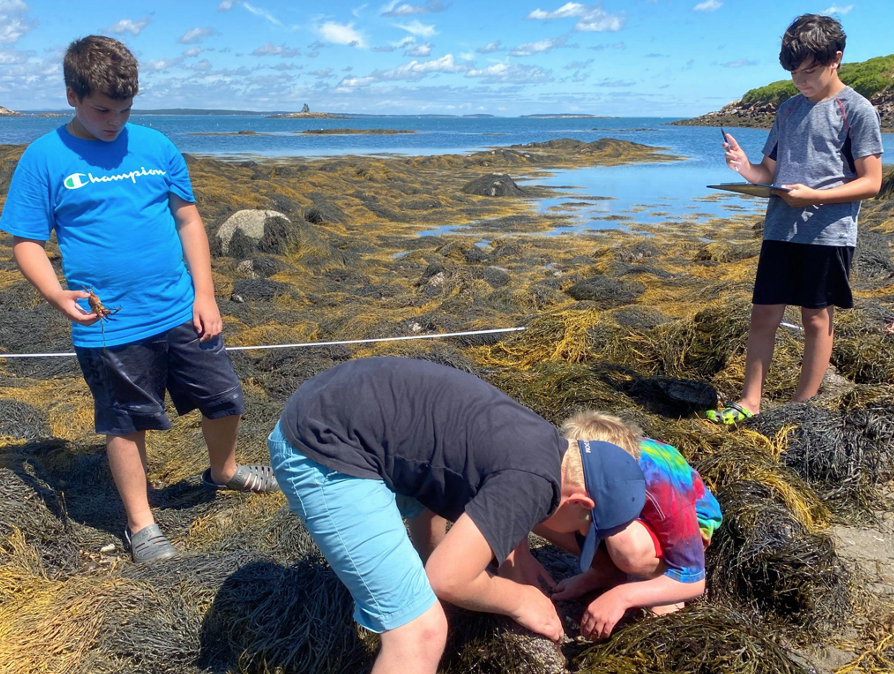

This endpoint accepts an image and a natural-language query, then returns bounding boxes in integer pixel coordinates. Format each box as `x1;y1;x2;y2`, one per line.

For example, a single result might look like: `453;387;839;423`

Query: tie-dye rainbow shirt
638;438;723;584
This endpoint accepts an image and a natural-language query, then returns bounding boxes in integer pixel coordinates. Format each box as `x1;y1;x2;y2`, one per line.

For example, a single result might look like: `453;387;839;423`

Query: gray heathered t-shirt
762;86;883;247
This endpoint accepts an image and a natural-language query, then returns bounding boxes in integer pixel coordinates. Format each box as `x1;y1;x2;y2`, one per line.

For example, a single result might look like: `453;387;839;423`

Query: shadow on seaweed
198;557;374;674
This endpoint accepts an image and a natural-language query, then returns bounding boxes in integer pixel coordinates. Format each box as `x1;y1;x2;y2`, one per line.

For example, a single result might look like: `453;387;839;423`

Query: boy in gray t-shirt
705;14;883;425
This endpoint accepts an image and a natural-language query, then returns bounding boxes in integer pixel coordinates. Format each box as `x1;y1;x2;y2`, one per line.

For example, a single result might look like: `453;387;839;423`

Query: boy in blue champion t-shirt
705;14;883;425
0;36;279;563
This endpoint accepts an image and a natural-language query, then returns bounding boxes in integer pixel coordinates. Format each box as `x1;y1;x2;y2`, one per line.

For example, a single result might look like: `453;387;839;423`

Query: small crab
81;285;120;348
81;285;121;321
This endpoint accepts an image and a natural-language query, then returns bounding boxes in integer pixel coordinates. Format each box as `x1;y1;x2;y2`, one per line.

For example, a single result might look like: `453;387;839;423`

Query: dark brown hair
779;14;846;72
63;36;139;100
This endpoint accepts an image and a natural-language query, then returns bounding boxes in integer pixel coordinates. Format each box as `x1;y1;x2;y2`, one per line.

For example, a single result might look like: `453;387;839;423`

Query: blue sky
1;0;891;116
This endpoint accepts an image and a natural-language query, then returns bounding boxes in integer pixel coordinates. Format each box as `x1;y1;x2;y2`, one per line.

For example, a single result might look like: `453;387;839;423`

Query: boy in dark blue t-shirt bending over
0;36;279;563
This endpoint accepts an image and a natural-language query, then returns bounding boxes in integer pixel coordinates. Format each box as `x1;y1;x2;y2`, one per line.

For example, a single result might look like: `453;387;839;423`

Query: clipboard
707;183;792;198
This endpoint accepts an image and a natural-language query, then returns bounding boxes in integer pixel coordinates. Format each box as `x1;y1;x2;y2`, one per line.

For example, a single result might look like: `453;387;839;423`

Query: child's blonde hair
560;411;642;488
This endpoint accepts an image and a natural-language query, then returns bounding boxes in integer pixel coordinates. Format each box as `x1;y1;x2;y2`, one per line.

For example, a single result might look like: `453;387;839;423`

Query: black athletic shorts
75;321;245;436
752;240;854;309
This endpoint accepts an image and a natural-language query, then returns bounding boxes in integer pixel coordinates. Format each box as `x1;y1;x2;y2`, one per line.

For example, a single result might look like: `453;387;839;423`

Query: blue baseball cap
577;439;646;572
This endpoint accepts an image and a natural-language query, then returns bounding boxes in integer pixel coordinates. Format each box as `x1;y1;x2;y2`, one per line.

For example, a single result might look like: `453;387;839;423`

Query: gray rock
462;173;524;197
216;210;293;257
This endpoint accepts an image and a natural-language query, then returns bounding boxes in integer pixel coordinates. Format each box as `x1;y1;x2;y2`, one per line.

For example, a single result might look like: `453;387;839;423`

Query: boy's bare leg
373;601;448;674
408;508;448;563
551;546;627;600
605;522;680;615
203;414;240;485
739;304;787;414
793;306;835;403
107;431;154;534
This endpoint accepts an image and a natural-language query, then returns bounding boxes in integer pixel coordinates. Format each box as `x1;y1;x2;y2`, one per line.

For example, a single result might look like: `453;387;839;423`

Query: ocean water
2;114;891;231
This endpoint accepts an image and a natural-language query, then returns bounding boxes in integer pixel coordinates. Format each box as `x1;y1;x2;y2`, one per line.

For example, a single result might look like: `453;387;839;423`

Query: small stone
231;294;245;303
100;543;116;553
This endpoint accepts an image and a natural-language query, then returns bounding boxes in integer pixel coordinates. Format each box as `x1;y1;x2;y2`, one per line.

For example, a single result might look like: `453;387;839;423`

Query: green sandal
704;402;755;425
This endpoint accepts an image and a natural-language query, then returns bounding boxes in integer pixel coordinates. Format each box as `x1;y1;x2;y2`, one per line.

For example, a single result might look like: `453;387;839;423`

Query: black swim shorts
752;240;854;309
75;321;245;436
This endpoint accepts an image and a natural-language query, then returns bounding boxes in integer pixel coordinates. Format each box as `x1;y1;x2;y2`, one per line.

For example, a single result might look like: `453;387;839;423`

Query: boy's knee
604;521;661;577
750;306;782;332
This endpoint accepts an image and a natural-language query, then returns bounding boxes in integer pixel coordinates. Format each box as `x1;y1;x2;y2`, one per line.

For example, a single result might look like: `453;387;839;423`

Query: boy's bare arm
425;513;564;642
778;153;883;207
170;195;221;341
11;236;97;325
580;575;705;640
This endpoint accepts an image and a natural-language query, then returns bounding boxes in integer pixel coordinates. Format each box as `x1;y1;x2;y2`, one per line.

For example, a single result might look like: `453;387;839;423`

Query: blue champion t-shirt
0;123;196;347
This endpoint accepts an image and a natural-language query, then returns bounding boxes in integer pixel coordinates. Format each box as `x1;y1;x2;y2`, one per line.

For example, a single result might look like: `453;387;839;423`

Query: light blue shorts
268;421;437;633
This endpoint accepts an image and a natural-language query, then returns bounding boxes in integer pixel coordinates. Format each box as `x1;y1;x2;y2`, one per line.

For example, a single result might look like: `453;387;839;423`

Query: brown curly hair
64;36;139;100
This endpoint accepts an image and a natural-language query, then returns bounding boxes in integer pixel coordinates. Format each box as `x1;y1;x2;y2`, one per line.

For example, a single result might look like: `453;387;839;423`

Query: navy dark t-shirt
280;357;567;564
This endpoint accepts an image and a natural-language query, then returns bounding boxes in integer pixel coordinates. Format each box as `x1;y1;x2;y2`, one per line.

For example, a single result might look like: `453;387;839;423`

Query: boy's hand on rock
512;585;565;643
777;184;820;207
193;295;222;342
724;134;747;173
48;289;100;326
580;588;628;640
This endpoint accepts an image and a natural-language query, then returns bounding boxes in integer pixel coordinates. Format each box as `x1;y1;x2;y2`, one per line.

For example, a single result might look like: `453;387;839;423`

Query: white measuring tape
0;327;526;359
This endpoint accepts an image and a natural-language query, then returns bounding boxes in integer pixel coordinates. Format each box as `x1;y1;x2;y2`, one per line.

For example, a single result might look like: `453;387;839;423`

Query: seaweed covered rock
747;399;894;512
0;400;50;440
215;210;294;258
462;173;524;197
707;481;850;636
231;279;291;302
564;275;645;308
305;202;347;225
694;241;760;263
574;605;810;674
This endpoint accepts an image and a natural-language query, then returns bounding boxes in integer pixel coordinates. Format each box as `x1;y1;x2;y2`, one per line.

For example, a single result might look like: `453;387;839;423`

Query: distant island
674;54;893;132
188;130;275;136
268;111;349;119
521;114;616;119
300;128;415;135
0;105;22;117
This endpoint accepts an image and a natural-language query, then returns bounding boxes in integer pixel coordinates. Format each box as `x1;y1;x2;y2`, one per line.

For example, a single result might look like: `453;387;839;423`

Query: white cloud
241;2;283;26
107;17;151;36
406;42;433;57
380;0;448;16
375;53;468;81
252;41;300;57
0;48;31;64
821;4;852;14
182;46;202;57
722;58;757;67
526;2;624;31
0;0;36;45
318;21;366;47
693;0;721;11
466;62;551;83
144;58;183;71
337;75;376;89
394;20;438;37
178;27;218;44
509;35;568;56
477;40;503;54
312;68;335;78
217;0;283;25
565;58;593;69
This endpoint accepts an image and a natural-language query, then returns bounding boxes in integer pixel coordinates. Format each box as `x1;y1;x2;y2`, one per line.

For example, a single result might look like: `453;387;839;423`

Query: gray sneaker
124;524;177;564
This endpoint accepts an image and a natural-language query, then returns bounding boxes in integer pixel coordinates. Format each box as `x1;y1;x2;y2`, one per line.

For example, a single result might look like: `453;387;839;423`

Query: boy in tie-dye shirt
545;412;721;639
